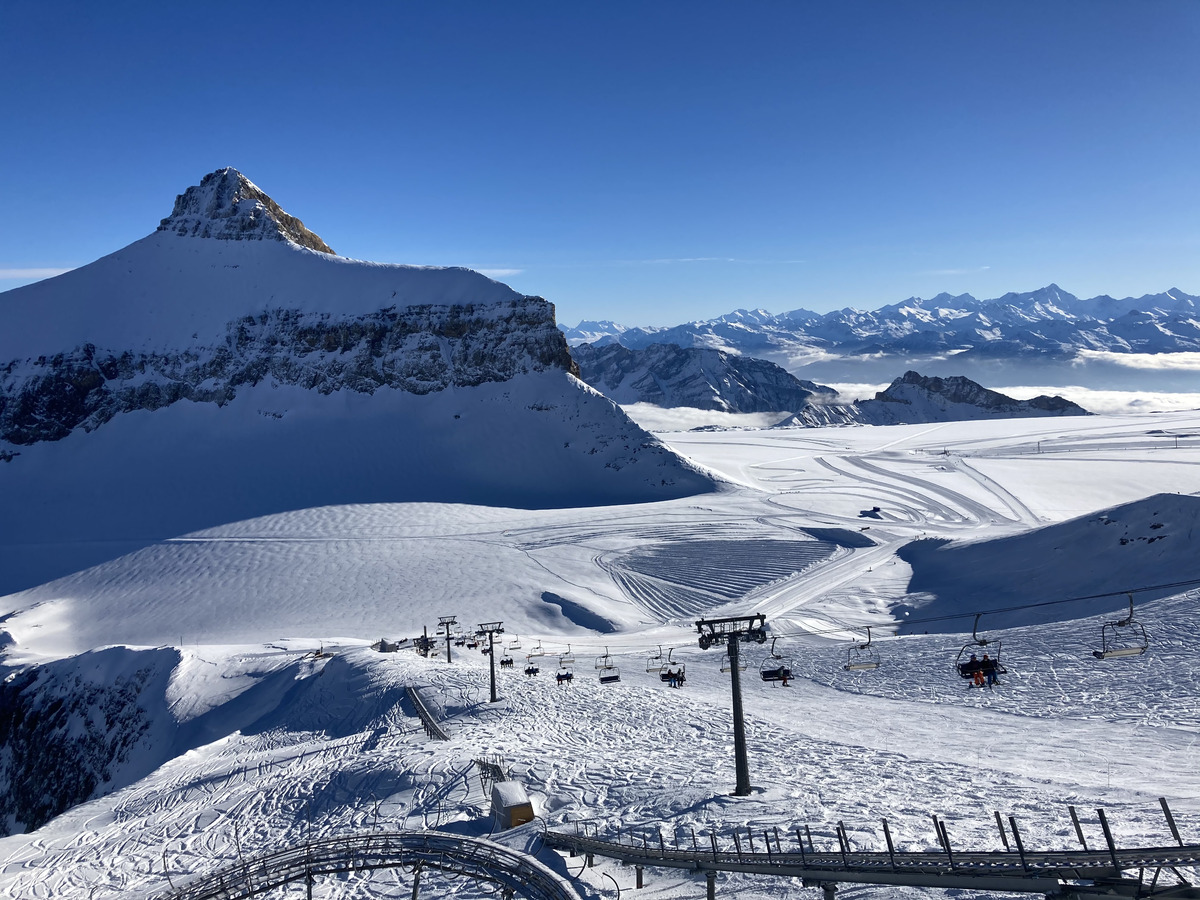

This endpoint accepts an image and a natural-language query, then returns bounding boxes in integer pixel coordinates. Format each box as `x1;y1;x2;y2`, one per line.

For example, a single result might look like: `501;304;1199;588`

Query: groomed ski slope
1;409;1198;899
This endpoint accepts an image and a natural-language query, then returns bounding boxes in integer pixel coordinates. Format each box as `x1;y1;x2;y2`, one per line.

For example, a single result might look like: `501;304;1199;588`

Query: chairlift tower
438;615;457;664
476;621;505;703
696;613;767;797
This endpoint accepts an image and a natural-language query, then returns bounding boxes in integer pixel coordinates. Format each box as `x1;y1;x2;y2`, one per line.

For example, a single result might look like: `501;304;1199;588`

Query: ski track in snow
2;411;1200;898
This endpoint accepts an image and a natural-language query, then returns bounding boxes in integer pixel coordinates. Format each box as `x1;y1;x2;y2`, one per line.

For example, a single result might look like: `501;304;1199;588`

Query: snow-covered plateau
2;407;1199;900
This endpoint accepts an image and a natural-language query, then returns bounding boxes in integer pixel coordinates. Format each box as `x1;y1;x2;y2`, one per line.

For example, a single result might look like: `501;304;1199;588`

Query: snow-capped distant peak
156;167;335;254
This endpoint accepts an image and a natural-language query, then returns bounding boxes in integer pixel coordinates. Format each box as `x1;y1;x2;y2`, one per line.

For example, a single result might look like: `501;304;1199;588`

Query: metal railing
158;830;580;900
405;685;449;741
546;816;1200;898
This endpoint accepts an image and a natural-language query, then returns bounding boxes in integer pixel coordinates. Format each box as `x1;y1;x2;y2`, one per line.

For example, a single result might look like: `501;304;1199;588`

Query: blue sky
2;1;1198;327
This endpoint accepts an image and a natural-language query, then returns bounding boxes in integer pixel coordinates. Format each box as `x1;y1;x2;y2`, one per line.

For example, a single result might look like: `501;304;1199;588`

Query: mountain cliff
0;169;715;594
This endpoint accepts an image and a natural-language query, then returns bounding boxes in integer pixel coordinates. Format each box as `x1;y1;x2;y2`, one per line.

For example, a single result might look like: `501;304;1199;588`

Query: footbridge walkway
545;816;1200;900
156;829;582;900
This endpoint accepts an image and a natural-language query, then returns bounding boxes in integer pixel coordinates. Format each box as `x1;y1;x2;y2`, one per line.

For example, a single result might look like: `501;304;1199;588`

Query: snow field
2;409;1200;898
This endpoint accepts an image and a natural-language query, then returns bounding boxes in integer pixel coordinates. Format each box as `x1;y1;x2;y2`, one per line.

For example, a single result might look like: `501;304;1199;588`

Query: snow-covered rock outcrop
156;167;335;253
775;370;1089;427
572;341;837;412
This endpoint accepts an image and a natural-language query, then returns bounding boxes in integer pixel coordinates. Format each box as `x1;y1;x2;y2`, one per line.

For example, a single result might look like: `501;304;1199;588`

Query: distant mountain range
562;285;1200;358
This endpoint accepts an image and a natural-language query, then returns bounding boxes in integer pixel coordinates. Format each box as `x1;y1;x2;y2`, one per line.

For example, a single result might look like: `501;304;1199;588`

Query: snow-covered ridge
775;370;1089;427
156;167;334;254
572;341;837;412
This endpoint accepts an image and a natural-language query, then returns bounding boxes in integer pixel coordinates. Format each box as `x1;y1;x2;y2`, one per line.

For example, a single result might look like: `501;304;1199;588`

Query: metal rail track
405;685;449;741
157;830;581;900
545;828;1200;898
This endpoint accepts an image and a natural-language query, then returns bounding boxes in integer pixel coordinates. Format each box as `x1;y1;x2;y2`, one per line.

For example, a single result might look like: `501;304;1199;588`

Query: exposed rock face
1;300;576;446
775;370;1089;427
157;167;335;254
0;650;174;835
572;341;837;412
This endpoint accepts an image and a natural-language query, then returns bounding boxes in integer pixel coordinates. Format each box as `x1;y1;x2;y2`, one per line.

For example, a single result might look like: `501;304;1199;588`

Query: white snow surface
0;232;521;361
1;411;1200;899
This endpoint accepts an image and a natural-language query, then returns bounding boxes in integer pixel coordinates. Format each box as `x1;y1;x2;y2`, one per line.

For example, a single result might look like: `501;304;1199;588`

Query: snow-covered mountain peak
156;167;335;254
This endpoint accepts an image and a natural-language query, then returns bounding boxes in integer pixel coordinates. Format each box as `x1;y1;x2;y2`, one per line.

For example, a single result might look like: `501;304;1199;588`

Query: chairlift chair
955;614;1006;684
759;637;793;683
500;654;514;669
597;646;621;684
844;627;881;671
529;640;545;658
1093;594;1149;659
524;654;540;677
658;649;686;685
559;644;576;667
555;665;574;685
507;636;522;652
646;645;665;673
720;647;748;673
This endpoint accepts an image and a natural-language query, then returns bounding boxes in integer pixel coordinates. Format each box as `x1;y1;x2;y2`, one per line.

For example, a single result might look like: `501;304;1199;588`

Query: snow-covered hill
775;371;1089;427
571;341;838;412
0;170;716;594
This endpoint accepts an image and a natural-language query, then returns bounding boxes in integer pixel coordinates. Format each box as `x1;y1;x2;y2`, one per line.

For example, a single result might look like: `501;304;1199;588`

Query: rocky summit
157;167;335;253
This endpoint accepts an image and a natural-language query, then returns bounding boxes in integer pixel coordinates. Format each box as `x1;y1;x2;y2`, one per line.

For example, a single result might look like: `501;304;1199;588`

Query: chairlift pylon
844;626;881;672
1093;593;1149;659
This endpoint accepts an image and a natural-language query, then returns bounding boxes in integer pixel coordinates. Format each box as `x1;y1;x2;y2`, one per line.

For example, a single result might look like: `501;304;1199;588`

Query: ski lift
955;614;1006;685
500;654;514;669
524;654;540;677
529;640;545;658
844;627;881;671
1093;594;1149;659
759;638;793;684
453;632;466;647
559;644;576;667
556;656;574;685
659;649;686;687
720;646;748;673
597;647;621;684
646;645;664;673
466;635;479;650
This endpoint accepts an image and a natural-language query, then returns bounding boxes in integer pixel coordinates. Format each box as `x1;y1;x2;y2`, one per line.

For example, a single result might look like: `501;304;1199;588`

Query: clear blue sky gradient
3;1;1198;327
